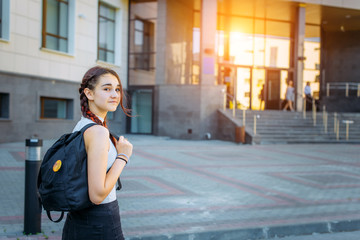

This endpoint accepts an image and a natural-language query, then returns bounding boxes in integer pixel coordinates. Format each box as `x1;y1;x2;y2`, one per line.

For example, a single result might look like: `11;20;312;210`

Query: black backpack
37;123;121;222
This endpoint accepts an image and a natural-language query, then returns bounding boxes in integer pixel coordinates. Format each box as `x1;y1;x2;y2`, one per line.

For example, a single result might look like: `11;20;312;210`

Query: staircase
221;109;360;144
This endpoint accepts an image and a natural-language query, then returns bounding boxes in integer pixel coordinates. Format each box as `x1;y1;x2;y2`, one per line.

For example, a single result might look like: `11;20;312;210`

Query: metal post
343;120;354;141
253;115;257;135
357;84;360;97
336;120;340;141
243;109;246;127
324;112;328;133
24;139;42;235
345;83;349;97
322;106;326;126
233;70;237;118
326;83;330;97
303;98;306;119
333;112;337;133
312;99;316;126
223;91;226;111
232;102;236;118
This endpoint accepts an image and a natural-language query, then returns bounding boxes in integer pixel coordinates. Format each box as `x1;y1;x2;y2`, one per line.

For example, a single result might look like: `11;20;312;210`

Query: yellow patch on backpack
53;160;62;172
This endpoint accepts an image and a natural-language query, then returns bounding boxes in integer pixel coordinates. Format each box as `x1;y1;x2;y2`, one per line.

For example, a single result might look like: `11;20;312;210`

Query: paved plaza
0;135;359;239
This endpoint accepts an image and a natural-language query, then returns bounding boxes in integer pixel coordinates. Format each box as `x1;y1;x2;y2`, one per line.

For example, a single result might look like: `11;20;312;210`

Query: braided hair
79;66;131;146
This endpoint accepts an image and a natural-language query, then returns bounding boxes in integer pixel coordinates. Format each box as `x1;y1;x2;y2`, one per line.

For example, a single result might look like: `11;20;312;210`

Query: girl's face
85;73;121;117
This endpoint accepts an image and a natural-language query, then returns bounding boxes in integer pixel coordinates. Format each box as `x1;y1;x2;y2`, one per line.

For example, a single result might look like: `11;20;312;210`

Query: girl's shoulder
73;117;109;140
73;117;96;132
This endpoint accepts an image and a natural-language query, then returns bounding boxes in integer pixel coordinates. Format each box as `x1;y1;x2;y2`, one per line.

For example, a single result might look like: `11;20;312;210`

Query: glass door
251;68;265;110
265;69;281;109
129;89;153;134
236;67;251;109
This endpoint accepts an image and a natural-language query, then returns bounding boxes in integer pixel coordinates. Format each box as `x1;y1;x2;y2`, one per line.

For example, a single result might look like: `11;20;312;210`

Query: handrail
326;82;360;97
223;93;237;117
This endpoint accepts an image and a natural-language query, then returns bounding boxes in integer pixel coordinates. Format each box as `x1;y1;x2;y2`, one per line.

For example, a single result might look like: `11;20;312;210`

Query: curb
127;219;360;240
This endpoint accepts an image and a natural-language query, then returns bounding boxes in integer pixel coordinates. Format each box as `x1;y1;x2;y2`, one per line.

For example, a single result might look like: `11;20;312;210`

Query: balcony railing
326;82;360;97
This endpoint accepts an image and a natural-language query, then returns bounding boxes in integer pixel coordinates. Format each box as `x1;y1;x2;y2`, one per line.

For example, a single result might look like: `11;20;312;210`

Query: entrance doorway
265;69;281;109
128;88;153;134
236;67;251;109
218;64;252;109
219;63;290;110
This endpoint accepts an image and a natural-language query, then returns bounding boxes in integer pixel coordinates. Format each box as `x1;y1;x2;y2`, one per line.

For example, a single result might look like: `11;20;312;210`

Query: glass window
128;0;157;86
40;97;73;119
304;24;321;99
0;93;9;118
132;18;155;71
0;0;10;40
42;0;69;52
192;10;201;85
98;3;116;63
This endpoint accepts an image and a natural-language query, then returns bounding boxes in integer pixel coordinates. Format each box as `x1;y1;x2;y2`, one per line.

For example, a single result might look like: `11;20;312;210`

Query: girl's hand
116;136;133;161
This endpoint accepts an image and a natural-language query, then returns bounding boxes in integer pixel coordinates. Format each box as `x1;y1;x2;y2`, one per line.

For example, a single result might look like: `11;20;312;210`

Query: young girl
62;66;133;240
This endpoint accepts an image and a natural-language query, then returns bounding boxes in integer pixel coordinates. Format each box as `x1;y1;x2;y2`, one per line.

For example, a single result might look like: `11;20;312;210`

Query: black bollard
24;139;43;235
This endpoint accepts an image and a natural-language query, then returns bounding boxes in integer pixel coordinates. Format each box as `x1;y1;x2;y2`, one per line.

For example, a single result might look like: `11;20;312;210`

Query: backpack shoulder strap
79;123;97;133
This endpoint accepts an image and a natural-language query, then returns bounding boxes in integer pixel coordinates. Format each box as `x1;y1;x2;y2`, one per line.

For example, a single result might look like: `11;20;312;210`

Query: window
0;0;2;38
42;0;74;53
98;3;116;63
133;18;155;70
0;0;10;40
40;97;73;119
0;93;9;118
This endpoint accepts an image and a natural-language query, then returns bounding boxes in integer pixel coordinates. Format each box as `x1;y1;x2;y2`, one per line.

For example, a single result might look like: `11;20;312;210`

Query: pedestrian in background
259;84;265;109
304;81;312;111
283;80;295;112
62;66;133;240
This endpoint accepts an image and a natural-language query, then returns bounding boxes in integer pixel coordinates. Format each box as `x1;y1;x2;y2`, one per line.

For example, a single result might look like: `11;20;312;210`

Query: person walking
259;84;265;109
283;80;295;112
62;66;133;240
304;81;312;111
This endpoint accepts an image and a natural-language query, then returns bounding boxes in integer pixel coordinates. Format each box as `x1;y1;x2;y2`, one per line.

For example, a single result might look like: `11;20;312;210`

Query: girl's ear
84;88;94;101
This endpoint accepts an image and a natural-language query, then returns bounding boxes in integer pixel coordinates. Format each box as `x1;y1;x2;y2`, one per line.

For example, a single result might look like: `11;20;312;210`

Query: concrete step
224;109;360;144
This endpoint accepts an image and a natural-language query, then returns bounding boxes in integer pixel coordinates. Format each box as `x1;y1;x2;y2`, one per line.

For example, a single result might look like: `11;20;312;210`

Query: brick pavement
0;135;359;239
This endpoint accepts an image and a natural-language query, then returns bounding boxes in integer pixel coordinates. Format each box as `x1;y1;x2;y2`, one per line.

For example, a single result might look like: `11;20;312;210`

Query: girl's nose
111;89;119;97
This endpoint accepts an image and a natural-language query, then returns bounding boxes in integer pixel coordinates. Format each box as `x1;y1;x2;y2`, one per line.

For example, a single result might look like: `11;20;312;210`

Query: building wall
0;72;79;142
324;31;360;84
154;85;224;140
155;0;193;85
0;71;126;143
0;0;129;142
154;85;201;139
165;0;193;85
0;0;128;83
321;30;360;112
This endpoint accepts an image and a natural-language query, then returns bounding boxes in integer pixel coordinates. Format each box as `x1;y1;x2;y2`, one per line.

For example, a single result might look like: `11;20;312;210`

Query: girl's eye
116;88;121;92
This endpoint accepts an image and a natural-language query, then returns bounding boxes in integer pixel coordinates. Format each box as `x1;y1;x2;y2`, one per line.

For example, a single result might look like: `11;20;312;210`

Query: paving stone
0;136;359;239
